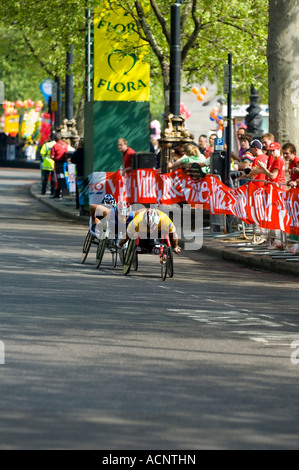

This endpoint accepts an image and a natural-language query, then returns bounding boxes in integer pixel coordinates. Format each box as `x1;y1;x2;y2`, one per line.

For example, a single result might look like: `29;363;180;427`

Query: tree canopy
0;0;269;114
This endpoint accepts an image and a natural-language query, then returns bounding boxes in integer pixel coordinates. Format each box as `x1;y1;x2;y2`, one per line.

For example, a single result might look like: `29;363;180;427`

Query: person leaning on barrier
168;144;209;174
252;142;286;188
248;139;269;188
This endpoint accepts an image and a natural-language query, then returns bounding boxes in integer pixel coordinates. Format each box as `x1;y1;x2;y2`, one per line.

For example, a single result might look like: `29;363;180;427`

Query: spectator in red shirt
118;138;135;174
249;139;269;187
261;132;275;168
50;133;69;198
198;134;212;159
282;142;299;188
255;142;286;188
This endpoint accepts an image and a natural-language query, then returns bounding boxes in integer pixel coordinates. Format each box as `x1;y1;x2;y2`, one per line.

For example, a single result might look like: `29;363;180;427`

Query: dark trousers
54;162;66;198
42;171;55;195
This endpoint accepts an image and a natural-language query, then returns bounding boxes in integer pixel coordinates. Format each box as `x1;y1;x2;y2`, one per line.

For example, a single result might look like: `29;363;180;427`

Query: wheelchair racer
117;208;181;254
89;194;138;240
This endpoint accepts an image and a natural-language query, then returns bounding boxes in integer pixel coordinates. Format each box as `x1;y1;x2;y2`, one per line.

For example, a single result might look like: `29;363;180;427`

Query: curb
200;243;299;277
30;183;89;225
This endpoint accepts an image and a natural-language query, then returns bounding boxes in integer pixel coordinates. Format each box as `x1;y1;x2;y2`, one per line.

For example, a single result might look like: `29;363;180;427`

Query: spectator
282;142;299;188
118;138;135;174
70;137;85;213
249;139;269;187
150;136;161;169
238;133;254;170
168;146;185;169
208;133;217;153
40;133;56;196
198;134;211;158
261;132;275;153
254;142;286;188
261;132;275;168
237;127;246;157
50;133;69;199
168;144;209;173
231;127;246;162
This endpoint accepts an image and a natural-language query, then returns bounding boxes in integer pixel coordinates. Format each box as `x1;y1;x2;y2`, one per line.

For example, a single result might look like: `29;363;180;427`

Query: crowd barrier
87;169;299;236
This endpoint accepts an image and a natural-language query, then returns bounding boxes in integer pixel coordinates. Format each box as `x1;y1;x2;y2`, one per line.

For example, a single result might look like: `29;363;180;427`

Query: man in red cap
254;142;286;188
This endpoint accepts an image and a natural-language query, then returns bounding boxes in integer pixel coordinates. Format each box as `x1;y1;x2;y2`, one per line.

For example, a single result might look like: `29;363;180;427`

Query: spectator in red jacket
50;133;69;198
118;138;135;175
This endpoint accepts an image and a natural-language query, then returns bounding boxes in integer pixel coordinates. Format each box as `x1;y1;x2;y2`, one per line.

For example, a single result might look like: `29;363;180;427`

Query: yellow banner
4;115;20;134
94;2;150;102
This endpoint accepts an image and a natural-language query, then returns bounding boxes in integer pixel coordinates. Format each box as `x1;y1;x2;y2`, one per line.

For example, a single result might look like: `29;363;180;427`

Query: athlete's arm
169;232;181;253
90;204;109;224
118;231;130;248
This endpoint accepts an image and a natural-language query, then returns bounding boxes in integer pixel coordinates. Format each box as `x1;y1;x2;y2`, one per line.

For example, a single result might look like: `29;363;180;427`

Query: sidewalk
30;182;299;277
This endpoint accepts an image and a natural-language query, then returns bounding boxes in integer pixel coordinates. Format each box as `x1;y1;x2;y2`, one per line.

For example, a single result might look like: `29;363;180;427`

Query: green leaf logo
108;50;138;76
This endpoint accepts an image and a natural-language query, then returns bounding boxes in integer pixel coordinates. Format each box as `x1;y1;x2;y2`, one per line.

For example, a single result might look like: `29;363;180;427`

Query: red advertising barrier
88;169;299;235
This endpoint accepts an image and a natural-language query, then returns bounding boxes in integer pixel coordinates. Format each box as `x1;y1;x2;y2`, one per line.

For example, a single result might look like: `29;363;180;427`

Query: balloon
16;100;25;108
197;94;204;101
192;87;199;95
200;87;208;95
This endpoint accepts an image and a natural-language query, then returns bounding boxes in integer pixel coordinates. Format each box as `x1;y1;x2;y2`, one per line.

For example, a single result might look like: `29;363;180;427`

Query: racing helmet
117;200;132;216
101;194;116;208
143;209;160;230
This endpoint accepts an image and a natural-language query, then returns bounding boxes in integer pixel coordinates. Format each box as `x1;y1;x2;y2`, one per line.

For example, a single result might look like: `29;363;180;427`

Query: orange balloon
197;94;204;101
200;87;208;95
192;87;199;95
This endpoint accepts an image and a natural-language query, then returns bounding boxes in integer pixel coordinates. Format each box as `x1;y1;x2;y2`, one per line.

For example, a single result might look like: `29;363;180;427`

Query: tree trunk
268;0;299;148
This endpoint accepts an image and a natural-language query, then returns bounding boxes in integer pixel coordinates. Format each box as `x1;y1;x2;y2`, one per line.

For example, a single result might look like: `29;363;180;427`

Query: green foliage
0;0;269;115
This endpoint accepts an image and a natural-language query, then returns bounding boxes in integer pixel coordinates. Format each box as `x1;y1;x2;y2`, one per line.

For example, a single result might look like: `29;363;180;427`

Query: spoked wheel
95;238;106;269
109;241;118;269
161;245;168;281
82;231;93;264
167;247;174;278
132;250;138;271
119;247;125;266
123;239;137;276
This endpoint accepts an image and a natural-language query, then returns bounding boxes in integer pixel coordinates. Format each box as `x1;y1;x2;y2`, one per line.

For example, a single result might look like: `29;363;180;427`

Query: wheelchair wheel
161;245;168;281
95;239;106;269
167;247;174;278
82;231;93;264
123;239;136;276
132;250;138;271
110;241;118;269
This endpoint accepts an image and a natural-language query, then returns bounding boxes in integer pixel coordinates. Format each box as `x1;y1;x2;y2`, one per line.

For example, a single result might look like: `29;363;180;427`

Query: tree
0;0;86;115
103;0;269;111
0;0;269;120
268;0;299;148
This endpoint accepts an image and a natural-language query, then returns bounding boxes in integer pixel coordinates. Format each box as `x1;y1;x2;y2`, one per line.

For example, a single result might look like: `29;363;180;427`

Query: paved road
0;168;299;450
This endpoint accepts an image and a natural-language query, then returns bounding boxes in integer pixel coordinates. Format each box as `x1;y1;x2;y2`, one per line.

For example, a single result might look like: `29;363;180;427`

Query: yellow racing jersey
127;210;176;238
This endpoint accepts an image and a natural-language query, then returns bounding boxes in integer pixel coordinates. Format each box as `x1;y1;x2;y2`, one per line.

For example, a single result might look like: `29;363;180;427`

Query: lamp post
65;45;74;120
160;1;192;174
